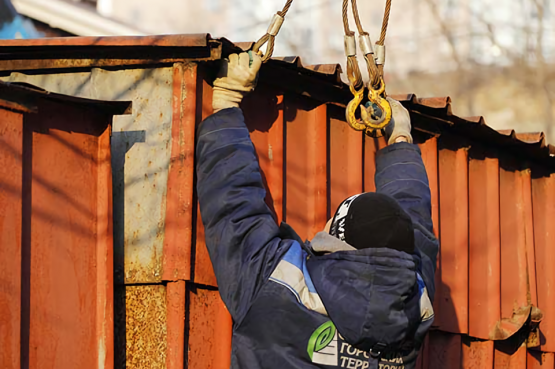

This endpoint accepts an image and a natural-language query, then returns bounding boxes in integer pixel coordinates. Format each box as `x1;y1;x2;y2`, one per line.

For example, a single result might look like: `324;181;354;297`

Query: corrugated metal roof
1;33;552;171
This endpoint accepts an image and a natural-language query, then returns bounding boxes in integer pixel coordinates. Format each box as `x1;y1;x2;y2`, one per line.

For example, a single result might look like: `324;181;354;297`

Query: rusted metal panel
438;145;469;334
499;168;536;336
0;35;221;72
528;351;555;368
161;63;197;282
188;286;233;369
243;87;285;224
532;174;555;352
494;343;527;369
285;100;328;240
429;331;462;369
3;68;176;285
0;81;131;115
20;98;115;369
0;34;211;47
97;118;115;369
0;107;23;369
461;339;494;369
193;75;218;287
166;281;186;369
468;157;501;340
419;138;440;238
124;284;167;368
363;135;387;193
418;138;441;328
329;105;363;214
522;170;538;308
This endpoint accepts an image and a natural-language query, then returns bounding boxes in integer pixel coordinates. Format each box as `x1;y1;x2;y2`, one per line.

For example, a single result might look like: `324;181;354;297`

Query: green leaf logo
307;321;336;361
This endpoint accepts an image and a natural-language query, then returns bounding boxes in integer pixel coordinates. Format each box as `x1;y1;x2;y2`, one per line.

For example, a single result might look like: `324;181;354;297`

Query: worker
196;52;439;369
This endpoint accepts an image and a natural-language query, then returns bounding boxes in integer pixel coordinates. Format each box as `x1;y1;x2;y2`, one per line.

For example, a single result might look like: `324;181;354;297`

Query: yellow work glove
384;97;413;145
212;52;263;113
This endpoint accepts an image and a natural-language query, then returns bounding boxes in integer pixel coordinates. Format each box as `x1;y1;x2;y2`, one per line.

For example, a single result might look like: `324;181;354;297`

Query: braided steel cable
377;0;392;46
348;0;392;87
253;0;294;62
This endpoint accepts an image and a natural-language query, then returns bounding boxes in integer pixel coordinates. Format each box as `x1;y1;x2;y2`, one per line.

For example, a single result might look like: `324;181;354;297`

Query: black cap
329;192;414;253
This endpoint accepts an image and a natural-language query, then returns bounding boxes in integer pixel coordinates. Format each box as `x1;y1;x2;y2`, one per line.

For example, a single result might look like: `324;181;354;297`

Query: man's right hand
384;97;413;145
212;52;263;113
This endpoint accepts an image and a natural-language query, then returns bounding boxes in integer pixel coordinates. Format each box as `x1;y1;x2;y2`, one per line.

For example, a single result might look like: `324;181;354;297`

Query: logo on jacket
308;321;406;368
308;321;338;366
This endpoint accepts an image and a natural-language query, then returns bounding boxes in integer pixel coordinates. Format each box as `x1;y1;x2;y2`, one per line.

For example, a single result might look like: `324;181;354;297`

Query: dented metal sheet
3;68;175;284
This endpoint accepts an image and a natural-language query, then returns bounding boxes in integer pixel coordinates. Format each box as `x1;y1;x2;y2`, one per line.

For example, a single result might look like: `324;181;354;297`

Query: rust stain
161;62;196;282
462;339;494;369
187;287;232;369
125;285;167;369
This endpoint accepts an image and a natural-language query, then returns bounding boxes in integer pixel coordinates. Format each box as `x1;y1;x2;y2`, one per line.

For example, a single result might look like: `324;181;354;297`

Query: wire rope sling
252;0;394;136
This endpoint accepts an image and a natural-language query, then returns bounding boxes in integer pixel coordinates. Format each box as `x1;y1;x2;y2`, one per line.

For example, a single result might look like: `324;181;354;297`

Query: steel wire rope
349;0;392;87
342;0;364;89
253;0;294;62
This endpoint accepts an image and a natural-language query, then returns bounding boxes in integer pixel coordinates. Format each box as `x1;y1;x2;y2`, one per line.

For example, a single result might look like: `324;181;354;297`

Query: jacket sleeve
195;107;293;324
374;142;439;301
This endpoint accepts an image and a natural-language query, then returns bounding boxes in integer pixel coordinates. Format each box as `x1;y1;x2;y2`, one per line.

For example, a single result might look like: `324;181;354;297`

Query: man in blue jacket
196;52;439;369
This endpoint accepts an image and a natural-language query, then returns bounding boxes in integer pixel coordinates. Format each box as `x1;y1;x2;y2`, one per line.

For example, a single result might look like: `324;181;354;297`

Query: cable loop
252;0;292;63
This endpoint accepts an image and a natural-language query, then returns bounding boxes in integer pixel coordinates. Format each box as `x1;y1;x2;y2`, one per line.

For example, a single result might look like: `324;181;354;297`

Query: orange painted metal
24;99;114;368
494;343;527;369
428;330;462;369
0;107;24;369
243;88;285;224
419;138;440;238
528;351;555;368
6;34;555;367
162;63;197;282
96;116;115;369
187;287;233;369
523;170;538;308
0;34;211;47
462;339;494;369
500;168;535;325
193;75;218;287
285;100;328;239
166;281;186;369
329;106;363;215
438;146;469;334
533;174;555;352
468;157;501;340
418;138;441;328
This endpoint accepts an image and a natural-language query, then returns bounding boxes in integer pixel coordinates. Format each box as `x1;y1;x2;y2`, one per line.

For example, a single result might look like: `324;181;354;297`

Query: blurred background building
4;0;555;142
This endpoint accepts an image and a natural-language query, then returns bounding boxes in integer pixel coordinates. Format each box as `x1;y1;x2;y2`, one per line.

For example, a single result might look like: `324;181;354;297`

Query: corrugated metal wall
1;34;555;368
189;70;555;369
0;89;120;369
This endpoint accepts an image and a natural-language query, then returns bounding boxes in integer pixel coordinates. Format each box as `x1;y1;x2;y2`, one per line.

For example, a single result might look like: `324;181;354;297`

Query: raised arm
196;53;293;324
375;98;439;299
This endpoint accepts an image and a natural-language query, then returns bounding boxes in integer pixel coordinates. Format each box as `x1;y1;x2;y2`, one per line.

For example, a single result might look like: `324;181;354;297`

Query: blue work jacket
196;107;439;369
